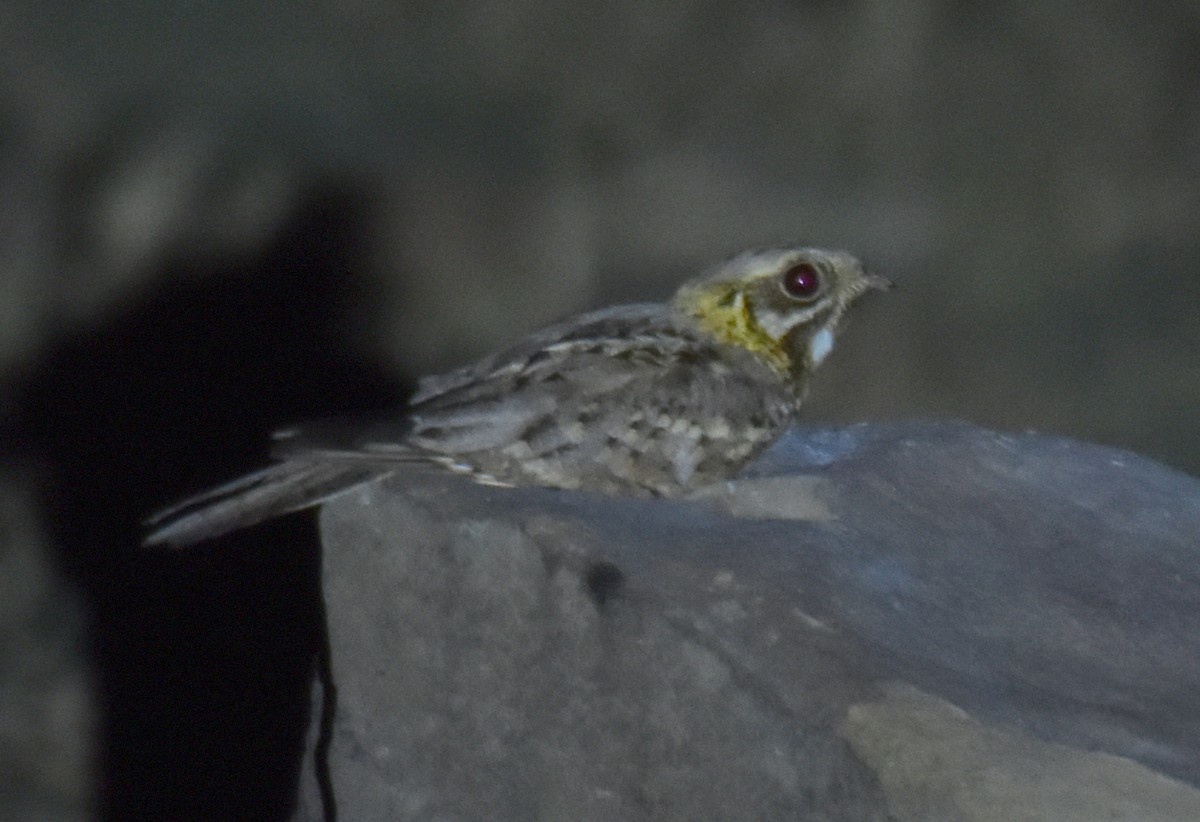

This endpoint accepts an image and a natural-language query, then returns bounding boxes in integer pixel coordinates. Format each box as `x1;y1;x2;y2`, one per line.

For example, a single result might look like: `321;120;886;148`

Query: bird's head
673;246;890;379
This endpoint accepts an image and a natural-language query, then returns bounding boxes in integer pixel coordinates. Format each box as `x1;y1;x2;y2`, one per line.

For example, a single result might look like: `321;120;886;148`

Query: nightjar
145;246;888;545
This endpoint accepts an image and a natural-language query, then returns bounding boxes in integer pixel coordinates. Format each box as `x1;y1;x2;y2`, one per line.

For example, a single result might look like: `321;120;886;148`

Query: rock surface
295;421;1200;820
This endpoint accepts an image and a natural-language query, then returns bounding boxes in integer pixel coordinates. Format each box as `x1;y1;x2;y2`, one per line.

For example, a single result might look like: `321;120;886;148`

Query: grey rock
298;420;1200;820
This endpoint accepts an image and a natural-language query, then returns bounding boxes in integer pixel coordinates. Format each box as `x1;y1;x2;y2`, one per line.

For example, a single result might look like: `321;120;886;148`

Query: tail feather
143;460;389;547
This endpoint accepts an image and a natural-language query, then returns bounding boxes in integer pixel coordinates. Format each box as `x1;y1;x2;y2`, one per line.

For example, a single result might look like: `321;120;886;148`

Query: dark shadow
5;183;407;820
584;560;626;607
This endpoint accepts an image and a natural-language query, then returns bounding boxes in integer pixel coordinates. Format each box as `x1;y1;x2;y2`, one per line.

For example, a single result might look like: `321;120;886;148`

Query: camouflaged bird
145;246;889;546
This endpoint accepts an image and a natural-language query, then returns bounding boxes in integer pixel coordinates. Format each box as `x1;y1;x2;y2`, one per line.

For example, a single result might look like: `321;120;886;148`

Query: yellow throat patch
676;283;794;376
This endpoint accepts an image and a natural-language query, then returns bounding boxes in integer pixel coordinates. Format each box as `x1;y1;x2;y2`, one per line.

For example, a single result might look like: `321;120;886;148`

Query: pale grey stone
295;421;1200;819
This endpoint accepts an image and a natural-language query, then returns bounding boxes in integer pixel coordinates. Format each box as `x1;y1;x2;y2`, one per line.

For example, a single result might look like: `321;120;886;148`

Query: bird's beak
865;272;894;292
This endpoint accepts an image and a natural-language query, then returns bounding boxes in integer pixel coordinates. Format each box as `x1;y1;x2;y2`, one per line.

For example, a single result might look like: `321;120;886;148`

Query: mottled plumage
145;246;888;545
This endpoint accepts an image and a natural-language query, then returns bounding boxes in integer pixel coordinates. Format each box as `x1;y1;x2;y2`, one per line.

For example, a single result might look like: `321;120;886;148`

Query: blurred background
1;1;1196;819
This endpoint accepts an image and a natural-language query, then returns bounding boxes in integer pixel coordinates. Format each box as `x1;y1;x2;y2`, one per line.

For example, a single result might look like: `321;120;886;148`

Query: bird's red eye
782;262;821;300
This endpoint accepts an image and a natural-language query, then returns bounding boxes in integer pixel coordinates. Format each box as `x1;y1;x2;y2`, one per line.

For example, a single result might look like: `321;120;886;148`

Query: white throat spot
809;327;834;365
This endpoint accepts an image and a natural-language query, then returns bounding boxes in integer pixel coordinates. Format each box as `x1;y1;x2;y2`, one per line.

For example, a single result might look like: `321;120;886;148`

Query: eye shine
782;262;822;300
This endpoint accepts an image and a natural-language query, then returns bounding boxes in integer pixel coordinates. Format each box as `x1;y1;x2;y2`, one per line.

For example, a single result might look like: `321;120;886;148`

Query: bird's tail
143;460;388;547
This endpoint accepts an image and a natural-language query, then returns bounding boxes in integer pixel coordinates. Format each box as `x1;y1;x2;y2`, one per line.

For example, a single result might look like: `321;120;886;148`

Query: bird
144;245;889;546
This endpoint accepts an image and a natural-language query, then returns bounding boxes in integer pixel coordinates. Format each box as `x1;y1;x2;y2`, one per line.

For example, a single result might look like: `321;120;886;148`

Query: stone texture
844;684;1200;822
295;421;1200;819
